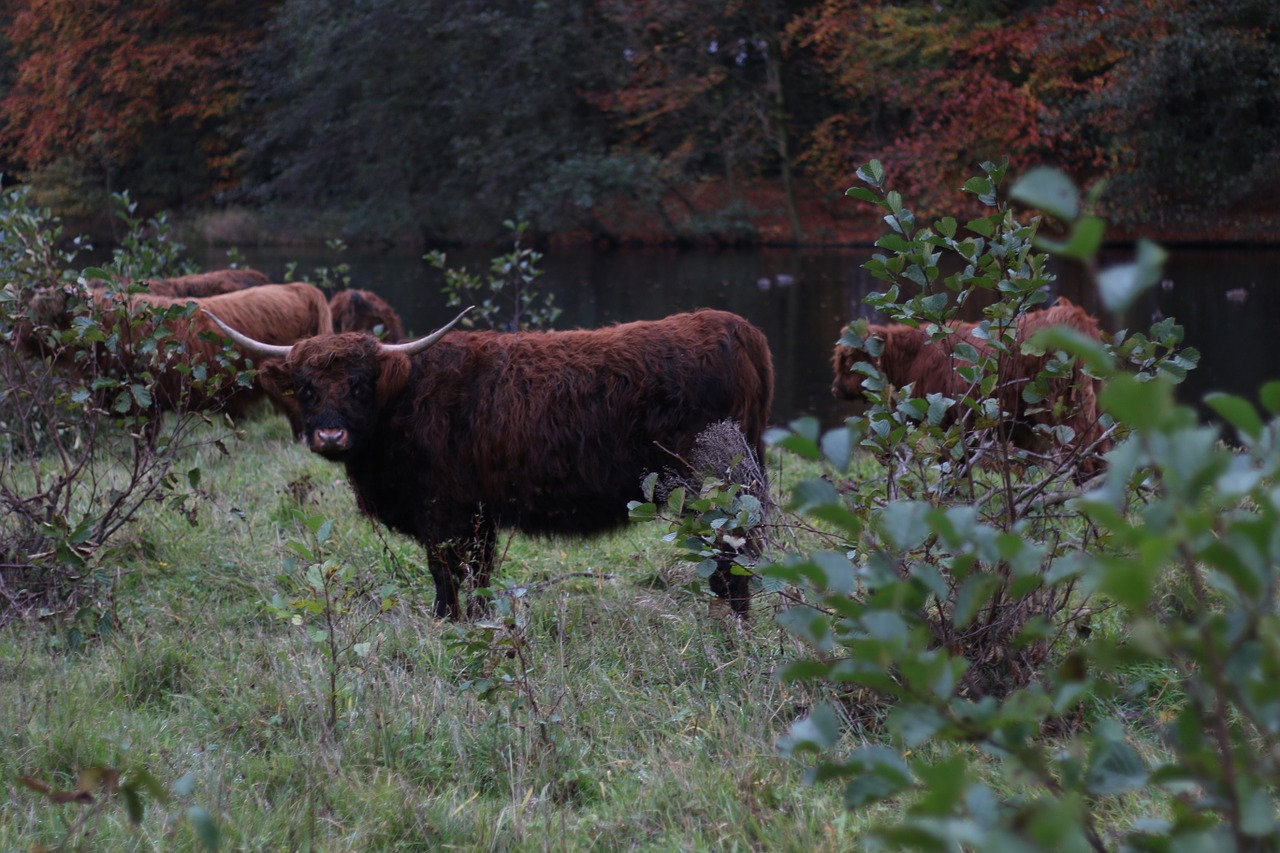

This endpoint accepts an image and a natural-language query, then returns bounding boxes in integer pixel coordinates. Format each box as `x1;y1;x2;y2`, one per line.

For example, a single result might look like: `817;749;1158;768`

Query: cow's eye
298;385;315;402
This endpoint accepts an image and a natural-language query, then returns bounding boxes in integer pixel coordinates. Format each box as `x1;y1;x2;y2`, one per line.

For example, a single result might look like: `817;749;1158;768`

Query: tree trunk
764;36;804;244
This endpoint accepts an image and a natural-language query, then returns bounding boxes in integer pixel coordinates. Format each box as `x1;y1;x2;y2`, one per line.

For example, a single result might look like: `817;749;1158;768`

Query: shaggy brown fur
141;268;270;298
249;309;775;619
328;289;405;342
832;298;1109;476
26;283;330;432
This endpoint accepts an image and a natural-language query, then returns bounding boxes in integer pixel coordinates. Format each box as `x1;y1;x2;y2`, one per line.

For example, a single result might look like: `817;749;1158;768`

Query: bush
715;160;1276;851
0;186;247;632
426;220;561;332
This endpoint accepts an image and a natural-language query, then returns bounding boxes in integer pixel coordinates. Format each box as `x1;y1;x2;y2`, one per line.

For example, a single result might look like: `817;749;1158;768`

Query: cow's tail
730;319;775;464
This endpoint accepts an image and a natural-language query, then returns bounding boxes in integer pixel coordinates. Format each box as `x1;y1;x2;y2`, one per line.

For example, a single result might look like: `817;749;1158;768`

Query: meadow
1;413;882;851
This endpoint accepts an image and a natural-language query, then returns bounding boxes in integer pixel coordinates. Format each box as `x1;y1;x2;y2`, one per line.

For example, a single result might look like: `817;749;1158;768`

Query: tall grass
1;411;873;851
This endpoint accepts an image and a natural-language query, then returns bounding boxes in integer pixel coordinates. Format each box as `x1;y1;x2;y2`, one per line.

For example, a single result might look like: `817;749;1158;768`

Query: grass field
1;413;887;851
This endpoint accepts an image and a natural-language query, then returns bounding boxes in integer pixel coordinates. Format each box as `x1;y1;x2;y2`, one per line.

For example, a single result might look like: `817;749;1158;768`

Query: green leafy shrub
444;579;595;807
628;419;776;614
427;220;561;331
752;161;1280;851
445;581;550;734
0;185;246;631
98;192;194;284
266;510;398;734
282;237;354;294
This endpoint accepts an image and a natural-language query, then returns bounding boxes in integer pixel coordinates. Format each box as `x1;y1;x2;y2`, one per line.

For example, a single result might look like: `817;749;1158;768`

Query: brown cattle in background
328;288;405;342
24;282;331;435
141;268;270;298
125;283;332;424
832;298;1109;476
207;308;775;619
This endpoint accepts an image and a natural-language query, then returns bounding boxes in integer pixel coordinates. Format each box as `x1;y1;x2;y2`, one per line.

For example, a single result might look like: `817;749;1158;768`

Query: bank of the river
177;178;881;250
175;175;1280;251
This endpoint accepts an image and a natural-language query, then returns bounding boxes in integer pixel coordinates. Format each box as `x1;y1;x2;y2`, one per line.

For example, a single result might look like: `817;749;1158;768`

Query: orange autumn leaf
1;0;261;184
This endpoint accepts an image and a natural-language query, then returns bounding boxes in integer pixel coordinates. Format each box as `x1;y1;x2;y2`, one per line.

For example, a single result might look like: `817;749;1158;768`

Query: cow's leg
426;543;462;619
709;559;752;618
426;518;498;620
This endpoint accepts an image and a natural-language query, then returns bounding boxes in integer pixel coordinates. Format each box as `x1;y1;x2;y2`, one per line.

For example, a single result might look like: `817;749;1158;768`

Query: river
192;243;1280;430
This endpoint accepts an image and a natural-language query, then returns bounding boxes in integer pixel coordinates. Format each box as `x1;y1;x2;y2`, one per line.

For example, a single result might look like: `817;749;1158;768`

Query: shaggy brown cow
207;308;775;619
141;268;270;298
328;288;405;342
128;283;332;423
832;298;1108;476
26;282;331;434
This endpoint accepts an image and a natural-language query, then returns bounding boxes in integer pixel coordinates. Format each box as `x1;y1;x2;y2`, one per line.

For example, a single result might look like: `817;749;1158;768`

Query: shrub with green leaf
0;185;246;631
628;419;777;614
745;161;1280;851
427;220;561;332
266;510;398;734
282;237;354;294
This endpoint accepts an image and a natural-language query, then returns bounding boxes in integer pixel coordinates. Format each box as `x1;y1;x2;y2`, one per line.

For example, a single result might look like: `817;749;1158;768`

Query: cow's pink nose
313;428;349;453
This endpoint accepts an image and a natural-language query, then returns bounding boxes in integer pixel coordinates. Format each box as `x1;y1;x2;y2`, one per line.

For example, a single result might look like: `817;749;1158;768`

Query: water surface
193;244;1280;429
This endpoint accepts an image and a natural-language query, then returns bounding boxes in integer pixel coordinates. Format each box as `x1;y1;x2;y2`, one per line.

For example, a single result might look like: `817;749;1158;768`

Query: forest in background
1;0;1277;246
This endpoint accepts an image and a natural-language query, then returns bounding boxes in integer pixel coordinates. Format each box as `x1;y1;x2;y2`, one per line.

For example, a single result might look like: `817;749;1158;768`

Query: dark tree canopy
240;0;617;242
0;0;1277;239
1088;0;1280;225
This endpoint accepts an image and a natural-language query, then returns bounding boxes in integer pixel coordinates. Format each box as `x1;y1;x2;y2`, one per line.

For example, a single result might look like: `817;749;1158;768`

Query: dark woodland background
1;0;1277;246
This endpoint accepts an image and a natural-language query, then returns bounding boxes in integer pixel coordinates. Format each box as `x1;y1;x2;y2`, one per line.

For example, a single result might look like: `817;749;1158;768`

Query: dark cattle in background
133;283;332;424
208;308;775;619
26;282;331;434
329;288;406;342
832;297;1109;477
141;268;270;298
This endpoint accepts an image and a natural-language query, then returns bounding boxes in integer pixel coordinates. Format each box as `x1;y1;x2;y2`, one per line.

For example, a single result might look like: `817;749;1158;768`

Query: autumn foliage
0;0;1276;237
1;0;264;201
787;0;1132;213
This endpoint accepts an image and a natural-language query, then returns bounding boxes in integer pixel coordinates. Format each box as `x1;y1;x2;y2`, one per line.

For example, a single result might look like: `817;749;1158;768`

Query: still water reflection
194;244;1280;430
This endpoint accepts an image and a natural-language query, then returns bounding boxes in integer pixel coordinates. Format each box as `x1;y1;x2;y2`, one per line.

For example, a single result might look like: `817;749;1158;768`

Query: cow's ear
375;350;410;407
258;360;294;397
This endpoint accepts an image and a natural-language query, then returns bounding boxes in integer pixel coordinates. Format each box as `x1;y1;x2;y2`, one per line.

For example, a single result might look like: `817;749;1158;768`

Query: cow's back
189;282;332;342
144;268;270;298
358;309;773;540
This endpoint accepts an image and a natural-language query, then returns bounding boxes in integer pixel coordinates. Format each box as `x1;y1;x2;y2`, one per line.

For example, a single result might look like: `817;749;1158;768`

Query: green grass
0;415;874;851
1;411;1188;851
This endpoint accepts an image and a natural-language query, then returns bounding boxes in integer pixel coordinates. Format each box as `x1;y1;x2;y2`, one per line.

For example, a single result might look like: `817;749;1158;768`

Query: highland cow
206;308;775;618
25;282;331;435
832;298;1109;476
329;289;406;342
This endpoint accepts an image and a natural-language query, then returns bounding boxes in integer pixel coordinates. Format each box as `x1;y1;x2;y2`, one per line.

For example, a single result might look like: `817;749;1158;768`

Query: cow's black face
300;357;380;460
260;334;392;461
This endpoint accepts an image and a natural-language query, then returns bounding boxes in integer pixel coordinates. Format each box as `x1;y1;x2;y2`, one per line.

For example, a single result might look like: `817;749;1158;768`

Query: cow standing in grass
207;308;775;618
832;297;1109;477
24;282;331;437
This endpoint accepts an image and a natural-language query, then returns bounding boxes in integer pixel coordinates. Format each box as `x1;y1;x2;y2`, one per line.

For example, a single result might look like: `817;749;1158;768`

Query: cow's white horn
203;309;293;358
381;306;473;355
